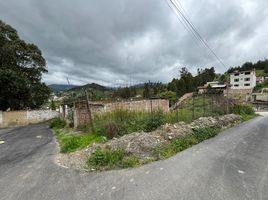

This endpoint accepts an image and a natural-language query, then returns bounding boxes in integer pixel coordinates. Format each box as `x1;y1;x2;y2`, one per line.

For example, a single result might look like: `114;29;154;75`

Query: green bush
54;130;106;153
155;128;219;159
87;148;141;170
145;110;165;132
192;127;219;141
49;118;66;129
231;104;255;115
87;148;125;169
121;157;140;168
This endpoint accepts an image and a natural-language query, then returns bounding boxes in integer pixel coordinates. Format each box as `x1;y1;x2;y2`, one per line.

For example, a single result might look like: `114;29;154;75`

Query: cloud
1;0;268;85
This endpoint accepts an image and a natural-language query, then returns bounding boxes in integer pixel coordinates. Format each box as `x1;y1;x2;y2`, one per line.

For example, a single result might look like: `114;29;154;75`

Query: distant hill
68;83;109;92
49;84;78;92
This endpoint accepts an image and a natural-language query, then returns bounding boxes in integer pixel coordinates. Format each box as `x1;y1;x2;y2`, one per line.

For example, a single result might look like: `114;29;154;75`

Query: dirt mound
56;114;241;170
191;114;241;129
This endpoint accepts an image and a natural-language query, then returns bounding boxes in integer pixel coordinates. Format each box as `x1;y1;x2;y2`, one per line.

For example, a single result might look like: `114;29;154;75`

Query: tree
265;65;268;75
0;20;50;110
50;100;56;110
158;91;177;106
143;82;151;98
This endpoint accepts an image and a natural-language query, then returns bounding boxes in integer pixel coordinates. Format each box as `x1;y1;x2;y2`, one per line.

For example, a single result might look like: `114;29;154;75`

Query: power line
164;0;203;48
167;0;228;70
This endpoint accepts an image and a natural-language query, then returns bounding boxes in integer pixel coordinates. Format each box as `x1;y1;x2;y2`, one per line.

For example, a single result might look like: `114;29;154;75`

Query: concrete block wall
0;110;59;128
103;99;169;113
27;110;59;123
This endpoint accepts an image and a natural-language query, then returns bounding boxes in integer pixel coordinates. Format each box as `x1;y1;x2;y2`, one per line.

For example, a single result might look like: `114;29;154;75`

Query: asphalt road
0;116;268;200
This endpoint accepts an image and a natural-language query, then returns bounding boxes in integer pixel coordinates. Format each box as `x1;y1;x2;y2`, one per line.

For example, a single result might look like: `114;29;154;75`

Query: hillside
68;83;109;92
49;84;78;92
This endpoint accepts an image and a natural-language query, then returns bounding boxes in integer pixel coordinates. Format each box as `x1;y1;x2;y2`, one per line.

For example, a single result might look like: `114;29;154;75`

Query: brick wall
0;110;59;128
73;99;169;128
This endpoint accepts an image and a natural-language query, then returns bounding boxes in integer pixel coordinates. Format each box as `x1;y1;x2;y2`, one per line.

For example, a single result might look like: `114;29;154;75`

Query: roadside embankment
55;114;241;171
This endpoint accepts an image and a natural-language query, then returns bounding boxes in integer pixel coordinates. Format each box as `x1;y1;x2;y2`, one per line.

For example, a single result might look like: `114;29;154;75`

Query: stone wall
225;89;253;103
0;110;59;128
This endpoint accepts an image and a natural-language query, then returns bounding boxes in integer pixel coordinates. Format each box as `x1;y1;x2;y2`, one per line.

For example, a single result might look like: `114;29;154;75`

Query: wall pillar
0;111;3;125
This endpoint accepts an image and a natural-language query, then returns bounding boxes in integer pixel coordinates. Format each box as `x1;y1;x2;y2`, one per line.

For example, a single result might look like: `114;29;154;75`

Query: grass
154;127;220;160
87;127;221;170
254;81;268;92
91;95;227;138
49;117;66;129
87;147;145;170
256;69;266;77
53;129;106;153
49;98;257;171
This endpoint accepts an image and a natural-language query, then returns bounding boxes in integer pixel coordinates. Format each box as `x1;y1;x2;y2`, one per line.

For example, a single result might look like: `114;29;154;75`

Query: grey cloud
0;0;268;85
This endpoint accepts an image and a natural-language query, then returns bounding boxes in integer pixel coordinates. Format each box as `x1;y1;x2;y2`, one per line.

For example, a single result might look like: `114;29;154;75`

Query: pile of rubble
190;114;241;129
56;114;241;169
86;121;193;159
85;114;241;160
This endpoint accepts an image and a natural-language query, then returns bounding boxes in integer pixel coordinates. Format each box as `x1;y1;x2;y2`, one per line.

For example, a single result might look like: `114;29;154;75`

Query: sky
0;0;268;86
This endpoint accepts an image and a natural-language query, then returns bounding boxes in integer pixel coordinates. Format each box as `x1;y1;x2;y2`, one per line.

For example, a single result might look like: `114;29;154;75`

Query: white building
230;70;256;89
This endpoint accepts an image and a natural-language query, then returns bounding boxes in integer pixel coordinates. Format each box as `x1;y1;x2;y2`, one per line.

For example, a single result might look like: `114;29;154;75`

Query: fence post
176;107;179;122
211;94;214;116
85;90;94;131
192;93;195;120
203;93;205;117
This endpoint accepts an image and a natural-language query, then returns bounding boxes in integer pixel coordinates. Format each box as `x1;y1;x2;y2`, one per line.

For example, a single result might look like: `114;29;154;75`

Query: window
234;84;239;87
245;78;250;81
245;72;251;75
234;73;239;76
244;83;250;86
234;79;239;82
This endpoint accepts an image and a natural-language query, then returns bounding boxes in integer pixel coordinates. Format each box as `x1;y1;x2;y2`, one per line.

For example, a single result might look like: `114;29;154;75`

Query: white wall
27;110;59;121
230;71;256;89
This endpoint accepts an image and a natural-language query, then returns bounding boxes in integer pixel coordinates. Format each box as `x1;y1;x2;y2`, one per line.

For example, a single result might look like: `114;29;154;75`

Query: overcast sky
1;0;268;86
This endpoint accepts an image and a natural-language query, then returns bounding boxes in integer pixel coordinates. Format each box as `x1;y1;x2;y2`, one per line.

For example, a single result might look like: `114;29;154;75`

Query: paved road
1;117;268;200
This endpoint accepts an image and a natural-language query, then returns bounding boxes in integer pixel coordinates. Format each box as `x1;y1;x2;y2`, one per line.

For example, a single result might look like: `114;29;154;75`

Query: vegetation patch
53;129;106;153
230;104;258;121
87;147;144;170
254;81;268;92
49;118;67;129
154;128;220;159
91;97;223;139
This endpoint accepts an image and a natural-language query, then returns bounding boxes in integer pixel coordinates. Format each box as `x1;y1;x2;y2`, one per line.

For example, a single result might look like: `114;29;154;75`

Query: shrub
87;148;108;167
192;127;219;141
145;110;165;132
155;128;219;160
87;148;125;169
61;137;81;153
104;121;119;139
121;156;140;168
49;118;66;129
231;104;255;115
54;130;106;153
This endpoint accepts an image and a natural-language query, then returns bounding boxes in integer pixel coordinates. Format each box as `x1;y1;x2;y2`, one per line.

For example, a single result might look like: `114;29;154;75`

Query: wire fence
174;92;231;122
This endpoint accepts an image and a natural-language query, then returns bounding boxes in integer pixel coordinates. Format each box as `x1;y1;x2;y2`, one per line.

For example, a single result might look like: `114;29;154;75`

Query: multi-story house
230;69;256;89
